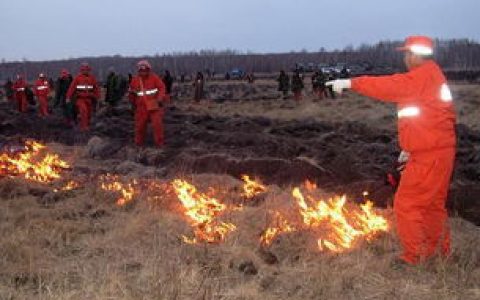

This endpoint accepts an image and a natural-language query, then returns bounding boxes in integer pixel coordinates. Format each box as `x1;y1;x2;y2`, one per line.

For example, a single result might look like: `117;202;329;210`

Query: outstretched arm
326;68;424;104
351;72;420;103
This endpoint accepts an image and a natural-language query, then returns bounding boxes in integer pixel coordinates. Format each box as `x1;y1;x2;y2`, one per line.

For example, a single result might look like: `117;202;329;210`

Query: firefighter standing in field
128;60;167;147
105;68;123;107
66;63;100;131
55;69;75;125
327;36;456;267
193;72;205;102
12;74;29;113
4;79;14;103
34;73;50;117
312;70;327;100
277;70;290;99
162;70;174;101
291;71;304;101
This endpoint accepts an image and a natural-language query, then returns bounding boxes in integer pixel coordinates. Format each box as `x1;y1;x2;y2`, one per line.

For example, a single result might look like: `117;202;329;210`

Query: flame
143;180;175;204
304;179;317;191
172;179;236;244
0;140;70;183
241;175;267;199
260;212;296;246
54;180;80;192
292;187;388;253
100;174;137;206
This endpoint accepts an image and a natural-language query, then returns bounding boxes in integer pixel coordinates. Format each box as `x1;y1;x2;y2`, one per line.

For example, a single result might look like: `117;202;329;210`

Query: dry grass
1;83;479;299
0;172;479;300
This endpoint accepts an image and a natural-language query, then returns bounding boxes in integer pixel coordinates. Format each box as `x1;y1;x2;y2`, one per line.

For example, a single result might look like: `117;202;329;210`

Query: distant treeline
1;39;479;81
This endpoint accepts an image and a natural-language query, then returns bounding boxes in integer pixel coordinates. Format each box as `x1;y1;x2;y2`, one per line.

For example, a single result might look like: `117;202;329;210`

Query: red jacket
351;60;456;153
34;79;50;97
66;74;100;100
13;79;27;98
128;73;166;109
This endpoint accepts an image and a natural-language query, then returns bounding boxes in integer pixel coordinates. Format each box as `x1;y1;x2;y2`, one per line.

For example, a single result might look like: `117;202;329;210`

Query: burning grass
0;171;479;300
0;140;70;183
0;141;478;299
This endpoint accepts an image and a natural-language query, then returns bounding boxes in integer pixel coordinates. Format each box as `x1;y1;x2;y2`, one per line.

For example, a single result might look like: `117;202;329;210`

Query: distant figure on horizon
12;74;28;113
277;70;290;99
291;71;304;101
193;72;205;102
162;70;174;101
105;68;123;107
33;73;50;117
246;72;255;83
54;69;74;125
312;70;327;100
4;78;14;104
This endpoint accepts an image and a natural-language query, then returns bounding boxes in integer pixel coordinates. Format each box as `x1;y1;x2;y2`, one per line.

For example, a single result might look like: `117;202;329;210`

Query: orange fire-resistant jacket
66;74;100;100
128;73;166;111
34;79;50;97
351;60;456;153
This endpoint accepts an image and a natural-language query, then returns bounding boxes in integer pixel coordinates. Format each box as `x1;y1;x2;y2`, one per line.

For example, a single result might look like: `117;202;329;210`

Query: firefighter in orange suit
12;74;28;113
327;36;456;266
34;73;50;117
66;63;100;131
128;60;167;147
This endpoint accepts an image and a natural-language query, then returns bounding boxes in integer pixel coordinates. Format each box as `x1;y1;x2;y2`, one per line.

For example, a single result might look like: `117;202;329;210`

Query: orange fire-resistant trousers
38;95;49;117
135;105;164;147
16;94;28;113
76;97;92;131
394;148;455;264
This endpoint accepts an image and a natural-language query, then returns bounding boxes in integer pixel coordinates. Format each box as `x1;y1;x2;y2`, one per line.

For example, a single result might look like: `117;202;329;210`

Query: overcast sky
0;0;477;62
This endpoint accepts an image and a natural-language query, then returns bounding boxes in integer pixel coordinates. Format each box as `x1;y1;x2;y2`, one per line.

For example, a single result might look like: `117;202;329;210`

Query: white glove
397;151;410;164
325;79;351;94
396;150;410;172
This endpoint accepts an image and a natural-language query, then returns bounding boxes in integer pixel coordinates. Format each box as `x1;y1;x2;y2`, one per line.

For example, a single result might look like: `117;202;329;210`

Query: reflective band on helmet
76;85;94;90
136;88;158;96
409;45;433;56
16;88;25;91
398;106;420;118
440;83;453;102
37;86;48;90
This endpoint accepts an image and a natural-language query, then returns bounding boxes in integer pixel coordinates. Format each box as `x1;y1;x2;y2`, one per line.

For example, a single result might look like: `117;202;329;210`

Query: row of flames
172;178;389;253
0;140;70;183
0;140;389;253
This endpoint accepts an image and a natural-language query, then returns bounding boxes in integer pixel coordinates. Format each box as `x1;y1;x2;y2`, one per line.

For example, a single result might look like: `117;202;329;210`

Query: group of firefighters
0;35;456;268
3;61;175;147
277;68;346;101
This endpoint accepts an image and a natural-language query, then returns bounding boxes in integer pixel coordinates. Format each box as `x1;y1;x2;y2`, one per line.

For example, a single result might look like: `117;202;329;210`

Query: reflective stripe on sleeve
398;106;420;118
136;88;158;96
76;85;94;90
440;83;453;102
